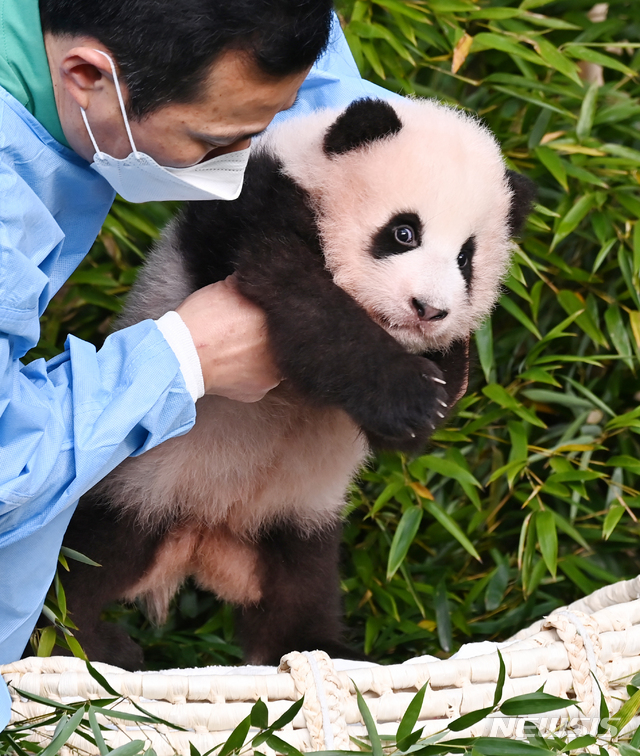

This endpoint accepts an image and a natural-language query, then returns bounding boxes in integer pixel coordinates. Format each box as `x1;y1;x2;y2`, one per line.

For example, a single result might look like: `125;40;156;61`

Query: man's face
57;44;309;166
127;50;309;168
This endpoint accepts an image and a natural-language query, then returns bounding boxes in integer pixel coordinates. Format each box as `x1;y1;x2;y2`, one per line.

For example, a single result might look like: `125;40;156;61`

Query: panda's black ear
506;170;537;237
323;98;403;156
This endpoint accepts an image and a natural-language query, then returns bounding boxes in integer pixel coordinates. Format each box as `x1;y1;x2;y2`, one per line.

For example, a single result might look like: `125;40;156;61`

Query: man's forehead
172;51;308;135
199;49;308;110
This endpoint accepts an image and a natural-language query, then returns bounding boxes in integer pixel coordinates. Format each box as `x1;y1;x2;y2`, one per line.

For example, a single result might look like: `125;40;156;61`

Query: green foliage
31;0;640;670
334;0;640;662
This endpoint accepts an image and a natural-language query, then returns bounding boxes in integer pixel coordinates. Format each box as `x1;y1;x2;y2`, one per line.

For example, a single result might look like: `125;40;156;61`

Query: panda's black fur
37;99;535;670
179;150;468;450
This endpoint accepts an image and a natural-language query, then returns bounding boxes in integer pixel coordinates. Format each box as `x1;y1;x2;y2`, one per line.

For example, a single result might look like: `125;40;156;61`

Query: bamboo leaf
603;503;625;541
576;82;599;140
219;715;252;756
434;579;452;653
268;697;305;732
485;562;510;611
108;743;146;756
452;33;474;73
36;626;57;658
557;290;608;347
534;146;568;191
533;37;581;84
88;708;108;756
372;0;431;22
264;735;304;756
500;692;574;715
419;455;482;488
609;455;640;475
423;500;481;561
494;651;506;706
447;706;494;732
397;684;428;745
429;0;479;10
60;547;101;567
475;319;494;384
551;194;597;248
85;661;119;696
535;510;558;578
472;33;546;67
564;375;615;417
387;507;423;580
361;41;386;79
611;689;640;735
354;683;384;756
447;736;552;755
39;707;86;756
251;699;269;729
500;296;543;339
565;45;637;77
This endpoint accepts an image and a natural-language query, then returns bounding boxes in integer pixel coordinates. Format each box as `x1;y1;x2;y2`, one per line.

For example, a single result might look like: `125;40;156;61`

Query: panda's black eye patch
370;212;423;259
458;236;476;289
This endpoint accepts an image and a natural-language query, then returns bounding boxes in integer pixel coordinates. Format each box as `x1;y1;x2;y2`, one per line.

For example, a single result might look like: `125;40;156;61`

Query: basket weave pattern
4;576;640;754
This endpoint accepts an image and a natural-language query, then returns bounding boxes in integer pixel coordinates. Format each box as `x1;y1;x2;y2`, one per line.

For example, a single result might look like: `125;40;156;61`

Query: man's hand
176;277;280;402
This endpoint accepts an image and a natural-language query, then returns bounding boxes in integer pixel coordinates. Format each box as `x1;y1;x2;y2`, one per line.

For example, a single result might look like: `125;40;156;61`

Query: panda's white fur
70;98;528;643
261;99;513;352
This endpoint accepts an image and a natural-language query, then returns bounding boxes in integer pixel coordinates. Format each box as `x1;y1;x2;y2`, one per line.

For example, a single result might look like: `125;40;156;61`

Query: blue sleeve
0;158;196;712
273;13;398;125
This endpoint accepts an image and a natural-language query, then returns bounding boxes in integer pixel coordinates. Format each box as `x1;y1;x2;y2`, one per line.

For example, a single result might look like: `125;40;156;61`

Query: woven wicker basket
4;575;640;755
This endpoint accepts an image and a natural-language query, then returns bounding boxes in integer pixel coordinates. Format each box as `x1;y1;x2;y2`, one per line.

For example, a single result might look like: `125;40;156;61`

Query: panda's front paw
356;355;450;451
425;338;470;408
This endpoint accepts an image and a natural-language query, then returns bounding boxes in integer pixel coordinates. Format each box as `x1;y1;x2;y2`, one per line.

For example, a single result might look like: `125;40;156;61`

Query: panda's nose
412;298;448;321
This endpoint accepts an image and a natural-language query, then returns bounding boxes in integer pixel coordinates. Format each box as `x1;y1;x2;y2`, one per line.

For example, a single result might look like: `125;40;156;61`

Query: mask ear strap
80;107;101;155
92;48;140;157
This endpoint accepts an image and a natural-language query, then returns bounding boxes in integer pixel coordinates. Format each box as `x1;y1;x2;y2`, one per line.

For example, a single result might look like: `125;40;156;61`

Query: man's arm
0;158;278;683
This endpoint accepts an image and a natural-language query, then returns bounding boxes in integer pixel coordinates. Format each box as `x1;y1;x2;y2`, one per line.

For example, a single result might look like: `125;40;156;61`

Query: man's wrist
155;311;205;402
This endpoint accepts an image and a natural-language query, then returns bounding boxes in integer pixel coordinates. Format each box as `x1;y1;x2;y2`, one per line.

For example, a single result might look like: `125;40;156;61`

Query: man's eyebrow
193;130;264;144
193;94;301;144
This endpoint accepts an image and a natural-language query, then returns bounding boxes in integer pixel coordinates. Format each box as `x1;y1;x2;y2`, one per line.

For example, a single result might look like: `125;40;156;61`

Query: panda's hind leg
52;496;166;670
236;522;362;665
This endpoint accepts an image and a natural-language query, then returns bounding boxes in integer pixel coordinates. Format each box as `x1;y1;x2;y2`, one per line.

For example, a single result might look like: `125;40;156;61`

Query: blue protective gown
0;16;388;729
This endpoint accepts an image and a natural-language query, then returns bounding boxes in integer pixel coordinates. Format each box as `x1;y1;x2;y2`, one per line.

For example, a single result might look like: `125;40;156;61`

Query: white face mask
81;50;251;203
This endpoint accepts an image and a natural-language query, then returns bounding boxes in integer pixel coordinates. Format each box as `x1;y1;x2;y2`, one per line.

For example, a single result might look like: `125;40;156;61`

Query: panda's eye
394;225;415;245
458;236;476;270
458;236;476;289
370;212;423;258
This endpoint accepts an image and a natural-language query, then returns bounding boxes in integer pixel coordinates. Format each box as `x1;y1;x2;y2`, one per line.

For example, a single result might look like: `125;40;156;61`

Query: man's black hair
39;0;333;118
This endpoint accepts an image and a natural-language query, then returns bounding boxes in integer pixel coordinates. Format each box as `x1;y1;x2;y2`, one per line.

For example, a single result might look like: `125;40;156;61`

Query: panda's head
263;98;535;353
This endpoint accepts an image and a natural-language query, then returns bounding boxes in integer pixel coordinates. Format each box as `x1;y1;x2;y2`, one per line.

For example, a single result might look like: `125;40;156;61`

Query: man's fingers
176;277;280;402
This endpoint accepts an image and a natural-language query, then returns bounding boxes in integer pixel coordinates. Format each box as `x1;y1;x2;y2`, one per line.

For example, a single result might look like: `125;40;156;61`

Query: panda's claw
437;399;448;408
436;411;445;419
432;377;447;385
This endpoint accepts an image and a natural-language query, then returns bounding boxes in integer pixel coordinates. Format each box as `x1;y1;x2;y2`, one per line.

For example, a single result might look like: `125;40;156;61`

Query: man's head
40;0;333;165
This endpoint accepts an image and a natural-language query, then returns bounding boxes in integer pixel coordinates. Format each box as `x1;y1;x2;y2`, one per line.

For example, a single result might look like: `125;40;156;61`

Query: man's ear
506;170;537;238
323;98;403;156
59;46;116;109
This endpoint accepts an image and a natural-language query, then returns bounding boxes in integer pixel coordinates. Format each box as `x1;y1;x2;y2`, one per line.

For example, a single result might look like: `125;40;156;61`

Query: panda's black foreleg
235;240;453;451
34;496;164;670
236;522;362;665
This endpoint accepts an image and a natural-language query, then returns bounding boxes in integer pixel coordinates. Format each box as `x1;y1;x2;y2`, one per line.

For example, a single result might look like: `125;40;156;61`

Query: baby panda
57;98;535;670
